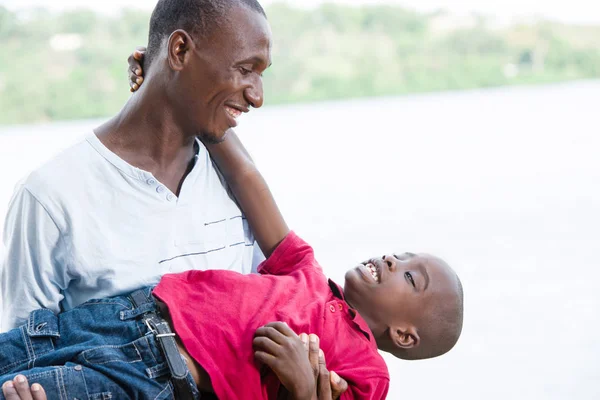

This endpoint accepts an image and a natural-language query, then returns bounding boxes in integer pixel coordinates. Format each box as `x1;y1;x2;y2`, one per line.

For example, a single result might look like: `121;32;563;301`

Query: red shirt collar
328;279;376;344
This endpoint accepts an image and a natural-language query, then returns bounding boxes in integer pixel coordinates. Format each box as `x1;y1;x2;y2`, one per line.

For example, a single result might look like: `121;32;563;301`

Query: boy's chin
343;268;367;307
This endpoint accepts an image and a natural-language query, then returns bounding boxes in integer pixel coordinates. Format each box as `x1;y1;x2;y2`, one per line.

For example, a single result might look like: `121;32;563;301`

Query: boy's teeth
365;263;379;283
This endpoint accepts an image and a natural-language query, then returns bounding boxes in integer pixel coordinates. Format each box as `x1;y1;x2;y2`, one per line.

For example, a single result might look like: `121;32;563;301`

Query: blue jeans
0;287;200;400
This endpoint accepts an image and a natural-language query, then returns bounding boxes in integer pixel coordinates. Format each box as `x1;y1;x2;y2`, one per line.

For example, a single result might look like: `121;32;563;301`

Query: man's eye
405;272;415;288
239;67;252;75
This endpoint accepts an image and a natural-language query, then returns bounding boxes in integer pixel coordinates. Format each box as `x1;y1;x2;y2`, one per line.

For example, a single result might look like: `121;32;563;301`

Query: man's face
344;253;458;335
173;6;272;143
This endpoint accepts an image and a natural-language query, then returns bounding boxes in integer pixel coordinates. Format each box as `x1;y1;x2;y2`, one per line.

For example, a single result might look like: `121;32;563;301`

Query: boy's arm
205;131;289;258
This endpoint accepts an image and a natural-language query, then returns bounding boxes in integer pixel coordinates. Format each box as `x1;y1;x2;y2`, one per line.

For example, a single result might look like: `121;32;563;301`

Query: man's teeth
366;263;379;283
225;106;241;119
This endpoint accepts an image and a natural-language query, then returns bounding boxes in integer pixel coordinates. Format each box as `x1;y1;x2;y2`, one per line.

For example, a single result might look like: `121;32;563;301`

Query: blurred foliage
0;3;599;124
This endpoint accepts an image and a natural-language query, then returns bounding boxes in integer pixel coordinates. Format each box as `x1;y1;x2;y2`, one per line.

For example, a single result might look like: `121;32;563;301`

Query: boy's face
344;252;458;341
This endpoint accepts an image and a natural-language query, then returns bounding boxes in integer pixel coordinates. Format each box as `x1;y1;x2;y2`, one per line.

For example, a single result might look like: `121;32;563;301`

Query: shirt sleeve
340;377;390;400
257;231;322;276
250;241;265;273
1;186;70;332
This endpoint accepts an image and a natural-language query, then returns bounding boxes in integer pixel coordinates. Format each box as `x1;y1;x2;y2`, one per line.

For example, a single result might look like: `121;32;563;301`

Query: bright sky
2;0;599;24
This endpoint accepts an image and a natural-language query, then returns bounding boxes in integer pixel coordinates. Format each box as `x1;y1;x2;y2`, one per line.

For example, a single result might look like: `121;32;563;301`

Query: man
1;0;269;331
1;0;347;398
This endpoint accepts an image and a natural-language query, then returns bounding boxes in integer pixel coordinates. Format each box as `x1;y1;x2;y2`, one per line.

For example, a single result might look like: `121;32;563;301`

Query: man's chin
197;129;227;145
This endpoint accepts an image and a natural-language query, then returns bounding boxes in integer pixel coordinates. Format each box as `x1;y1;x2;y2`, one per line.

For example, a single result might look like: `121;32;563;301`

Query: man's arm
206;132;289;258
1;186;68;331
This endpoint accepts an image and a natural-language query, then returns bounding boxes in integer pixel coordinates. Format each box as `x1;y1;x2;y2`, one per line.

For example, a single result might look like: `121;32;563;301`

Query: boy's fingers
252;336;280;356
254;350;278;369
130;77;143;89
330;371;348;400
30;383;47;400
129;64;142;76
264;321;297;338
127;55;142;74
256;323;293;343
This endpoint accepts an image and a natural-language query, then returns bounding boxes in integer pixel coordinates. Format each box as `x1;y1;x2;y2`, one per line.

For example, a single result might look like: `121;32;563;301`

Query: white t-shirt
1;132;262;331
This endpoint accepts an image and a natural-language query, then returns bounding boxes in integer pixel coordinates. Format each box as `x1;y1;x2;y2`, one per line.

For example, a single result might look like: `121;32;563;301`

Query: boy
0;131;463;400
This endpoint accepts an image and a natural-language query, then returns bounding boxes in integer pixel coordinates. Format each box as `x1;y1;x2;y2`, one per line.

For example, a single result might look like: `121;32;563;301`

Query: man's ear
167;29;194;71
389;325;420;350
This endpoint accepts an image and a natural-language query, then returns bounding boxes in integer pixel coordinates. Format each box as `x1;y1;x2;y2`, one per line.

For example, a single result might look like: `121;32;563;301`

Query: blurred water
1;81;599;399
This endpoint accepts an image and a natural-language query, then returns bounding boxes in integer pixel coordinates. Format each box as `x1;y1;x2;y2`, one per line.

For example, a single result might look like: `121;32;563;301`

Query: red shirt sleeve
340;377;390;400
257;231;322;276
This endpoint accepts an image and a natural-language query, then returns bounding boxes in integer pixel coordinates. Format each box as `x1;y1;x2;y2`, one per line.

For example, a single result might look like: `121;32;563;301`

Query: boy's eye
405;272;415;288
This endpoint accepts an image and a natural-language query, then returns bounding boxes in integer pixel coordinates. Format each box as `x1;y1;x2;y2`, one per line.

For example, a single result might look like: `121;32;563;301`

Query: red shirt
153;231;389;399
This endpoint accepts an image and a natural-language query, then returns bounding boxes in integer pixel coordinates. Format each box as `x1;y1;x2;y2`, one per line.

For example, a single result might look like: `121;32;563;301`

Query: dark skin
95;5;271;196
344;253;460;354
1;7;350;400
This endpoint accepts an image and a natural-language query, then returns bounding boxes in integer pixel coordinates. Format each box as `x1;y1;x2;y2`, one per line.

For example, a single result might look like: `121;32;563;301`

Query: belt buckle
144;317;157;334
145;316;177;339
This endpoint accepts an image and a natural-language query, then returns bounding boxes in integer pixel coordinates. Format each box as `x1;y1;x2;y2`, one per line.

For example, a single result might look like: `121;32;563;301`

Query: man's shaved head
146;0;266;67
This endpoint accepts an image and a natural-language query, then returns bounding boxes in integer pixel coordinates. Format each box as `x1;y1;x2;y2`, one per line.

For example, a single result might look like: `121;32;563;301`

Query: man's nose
382;254;397;271
244;77;264;109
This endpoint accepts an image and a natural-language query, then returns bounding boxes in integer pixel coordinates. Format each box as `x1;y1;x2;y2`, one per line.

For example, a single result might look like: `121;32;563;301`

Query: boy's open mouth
364;260;380;283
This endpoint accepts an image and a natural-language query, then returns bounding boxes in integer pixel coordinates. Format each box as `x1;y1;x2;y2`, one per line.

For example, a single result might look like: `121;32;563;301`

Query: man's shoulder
18;135;96;202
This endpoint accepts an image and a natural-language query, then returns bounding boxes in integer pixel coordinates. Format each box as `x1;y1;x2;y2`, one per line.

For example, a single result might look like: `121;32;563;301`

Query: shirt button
166;194;174;202
156;186;165;193
74;365;82;371
147;178;156;185
329;305;336;313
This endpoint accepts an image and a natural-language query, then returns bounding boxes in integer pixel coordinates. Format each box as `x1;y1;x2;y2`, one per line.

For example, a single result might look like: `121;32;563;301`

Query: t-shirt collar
328;279;376;344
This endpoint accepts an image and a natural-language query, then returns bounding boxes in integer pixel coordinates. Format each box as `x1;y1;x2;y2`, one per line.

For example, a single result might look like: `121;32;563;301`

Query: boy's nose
382;254;397;271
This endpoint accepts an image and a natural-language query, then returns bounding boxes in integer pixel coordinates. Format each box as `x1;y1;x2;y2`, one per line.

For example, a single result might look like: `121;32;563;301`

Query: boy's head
344;252;463;360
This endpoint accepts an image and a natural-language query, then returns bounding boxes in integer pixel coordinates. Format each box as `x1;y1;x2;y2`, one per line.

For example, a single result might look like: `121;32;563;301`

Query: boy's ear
390;325;420;350
167;29;194;71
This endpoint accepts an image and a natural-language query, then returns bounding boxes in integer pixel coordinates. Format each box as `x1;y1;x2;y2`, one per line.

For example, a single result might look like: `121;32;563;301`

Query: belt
129;289;197;400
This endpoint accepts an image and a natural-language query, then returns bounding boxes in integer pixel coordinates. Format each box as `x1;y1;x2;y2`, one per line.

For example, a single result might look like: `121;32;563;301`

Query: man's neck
94;83;198;194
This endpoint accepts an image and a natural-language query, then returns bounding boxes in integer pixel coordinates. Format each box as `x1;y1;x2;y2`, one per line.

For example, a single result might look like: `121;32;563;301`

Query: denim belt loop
120;287;157;320
24;309;61;367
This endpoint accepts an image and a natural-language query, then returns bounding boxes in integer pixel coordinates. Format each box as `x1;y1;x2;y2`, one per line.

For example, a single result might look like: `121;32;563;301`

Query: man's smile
224;103;248;120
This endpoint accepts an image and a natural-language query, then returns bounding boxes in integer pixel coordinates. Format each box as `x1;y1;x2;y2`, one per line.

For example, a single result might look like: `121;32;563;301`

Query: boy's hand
128;46;146;92
254;322;316;400
2;375;47;400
